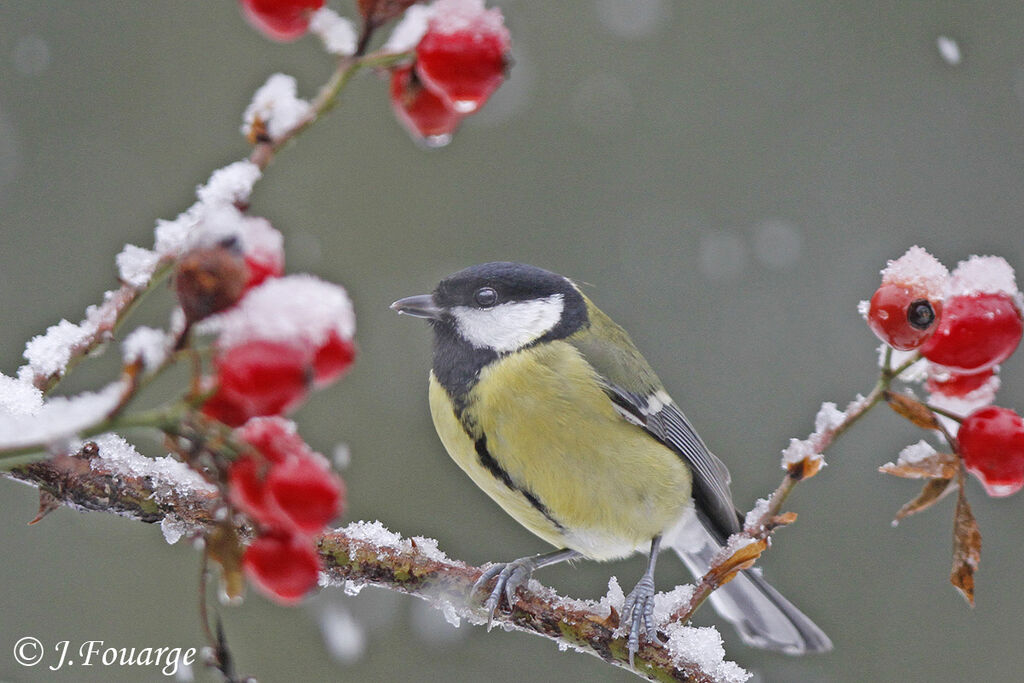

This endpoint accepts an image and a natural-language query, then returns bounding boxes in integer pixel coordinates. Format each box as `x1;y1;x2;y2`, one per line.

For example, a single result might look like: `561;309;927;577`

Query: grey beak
390;294;443;320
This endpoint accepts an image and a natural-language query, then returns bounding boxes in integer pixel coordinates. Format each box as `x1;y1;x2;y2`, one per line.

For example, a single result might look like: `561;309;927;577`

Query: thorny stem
673;347;918;625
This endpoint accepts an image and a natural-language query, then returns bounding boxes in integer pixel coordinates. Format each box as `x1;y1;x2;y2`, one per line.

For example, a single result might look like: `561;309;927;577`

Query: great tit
392;262;831;663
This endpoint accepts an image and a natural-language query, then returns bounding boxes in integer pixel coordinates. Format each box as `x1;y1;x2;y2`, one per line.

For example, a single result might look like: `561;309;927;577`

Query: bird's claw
473;557;538;631
621;574;658;668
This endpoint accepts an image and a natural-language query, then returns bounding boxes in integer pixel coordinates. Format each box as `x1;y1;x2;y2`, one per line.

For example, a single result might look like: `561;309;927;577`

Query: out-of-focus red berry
265;455;345;535
201;341;310;427
927;367;997;399
244;254;283;290
414;0;511;114
242;533;321;604
312;331;357;388
236;417;309;464
240;0;324;41
958;406;1024;497
920;292;1023;373
866;282;942;351
390;64;463;147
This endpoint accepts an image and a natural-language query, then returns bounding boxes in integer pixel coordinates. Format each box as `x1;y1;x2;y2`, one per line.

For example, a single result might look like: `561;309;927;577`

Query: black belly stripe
473;435;565;532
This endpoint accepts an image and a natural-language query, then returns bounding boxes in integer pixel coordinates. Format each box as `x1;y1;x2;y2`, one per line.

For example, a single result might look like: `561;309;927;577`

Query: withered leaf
206;522;246;603
28;490;62;525
880;453;957;480
950;487;981;606
713;539;768;587
893;478;955;523
884;391;940;430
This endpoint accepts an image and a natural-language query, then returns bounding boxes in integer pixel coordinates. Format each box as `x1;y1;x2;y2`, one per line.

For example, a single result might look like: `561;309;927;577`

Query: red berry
201;341;310;427
920;292;1023;373
240;0;324;42
244;254;283;290
228;455;272;518
414;0;511;114
265;454;345;534
927;367;997;399
236;417;310;464
958;406;1024;497
242;533;321;604
312;330;357;388
867;282;942;351
390;64;463;147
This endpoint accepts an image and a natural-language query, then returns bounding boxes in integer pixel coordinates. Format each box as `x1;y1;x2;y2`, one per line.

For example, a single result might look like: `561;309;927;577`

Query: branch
3;444;746;683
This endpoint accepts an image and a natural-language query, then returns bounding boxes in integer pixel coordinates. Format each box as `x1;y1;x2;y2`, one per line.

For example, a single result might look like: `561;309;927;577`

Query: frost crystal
161;515;189;545
87;433;216;497
383;4;435;53
22;319;92;379
309;7;357;56
122;326;170;371
195;160;262;208
596;576;625;618
116;244;160;288
198;274;355;349
242;73;312;141
662;624;751;683
0;373;44;416
880;245;949;298
742;497;771;530
652;583;695;624
780;401;846;469
0;382;124;450
895;439;937;466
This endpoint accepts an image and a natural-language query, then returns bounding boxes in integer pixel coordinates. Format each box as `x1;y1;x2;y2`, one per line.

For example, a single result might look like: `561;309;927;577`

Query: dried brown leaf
28;490;62;525
893;478;955;522
880;453;957;480
950;488;981;606
786;456;823;481
207;522;246;603
713;539;768;587
885;391;940;430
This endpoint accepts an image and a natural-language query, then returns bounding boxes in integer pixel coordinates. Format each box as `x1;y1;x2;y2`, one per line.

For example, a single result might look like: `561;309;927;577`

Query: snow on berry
240;0;325;42
867;246;948;351
243;73;312;142
390;63;464;148
921;256;1023;373
199;274;356;358
308;7;357;56
415;0;511;114
242;532;322;604
186;205;285;290
879;246;949;297
958;406;1024;497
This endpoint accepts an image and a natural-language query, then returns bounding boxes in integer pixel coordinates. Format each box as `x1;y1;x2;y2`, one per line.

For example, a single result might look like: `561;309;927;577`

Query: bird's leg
622;535;662;668
474;547;582;630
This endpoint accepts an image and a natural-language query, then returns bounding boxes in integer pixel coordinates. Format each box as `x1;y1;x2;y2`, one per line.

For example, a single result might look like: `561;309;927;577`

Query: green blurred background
2;2;1024;681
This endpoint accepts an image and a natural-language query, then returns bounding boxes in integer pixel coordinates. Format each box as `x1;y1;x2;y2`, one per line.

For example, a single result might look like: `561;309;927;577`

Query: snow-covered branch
4;441;747;683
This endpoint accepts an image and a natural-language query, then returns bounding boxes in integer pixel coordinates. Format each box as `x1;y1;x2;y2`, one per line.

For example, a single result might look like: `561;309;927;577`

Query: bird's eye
907;299;936;330
474;287;498;308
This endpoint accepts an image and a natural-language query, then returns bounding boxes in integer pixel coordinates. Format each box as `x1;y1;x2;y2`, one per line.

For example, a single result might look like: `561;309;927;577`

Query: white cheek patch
452;294;565;353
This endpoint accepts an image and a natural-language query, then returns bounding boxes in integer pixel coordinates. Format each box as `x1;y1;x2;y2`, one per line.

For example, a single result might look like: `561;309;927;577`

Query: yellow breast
428;341;692;561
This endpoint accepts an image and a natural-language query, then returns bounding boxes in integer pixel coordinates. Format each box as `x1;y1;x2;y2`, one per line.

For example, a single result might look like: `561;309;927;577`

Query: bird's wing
567;309;742;545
